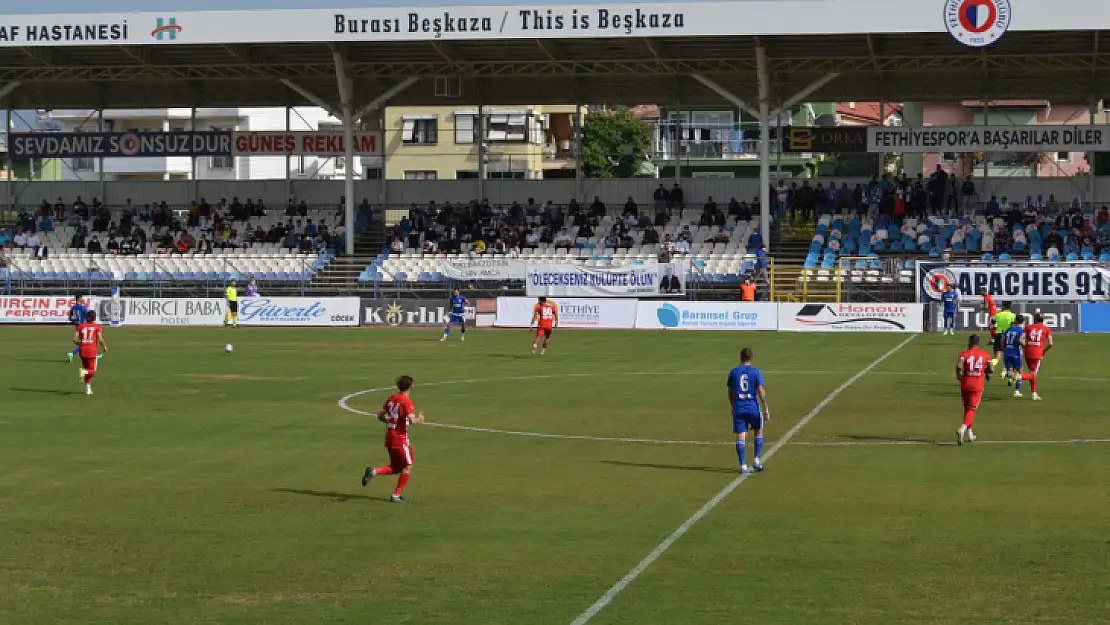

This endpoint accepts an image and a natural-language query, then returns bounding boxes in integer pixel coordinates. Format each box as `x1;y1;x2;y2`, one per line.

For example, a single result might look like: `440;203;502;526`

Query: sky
8;0;601;13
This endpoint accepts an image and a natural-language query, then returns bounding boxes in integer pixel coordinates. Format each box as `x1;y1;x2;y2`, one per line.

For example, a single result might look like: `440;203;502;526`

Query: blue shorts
943;310;956;321
448;313;465;325
1004;354;1023;372
732;411;764;433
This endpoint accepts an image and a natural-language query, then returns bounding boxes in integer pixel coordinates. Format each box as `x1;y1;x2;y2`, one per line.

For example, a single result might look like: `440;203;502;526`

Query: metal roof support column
4;107;11;213
190;107;198;204
333;47;356;256
690;74;760;120
1089;100;1097;210
574;105;583;204
878;101;886;176
756;46;771;253
673;100;681;186
982;100;990;200
284;106;291;209
97;110;105;207
477;104;487;203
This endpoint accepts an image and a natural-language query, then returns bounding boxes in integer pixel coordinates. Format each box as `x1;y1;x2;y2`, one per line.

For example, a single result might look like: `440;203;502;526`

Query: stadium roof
0;1;1108;109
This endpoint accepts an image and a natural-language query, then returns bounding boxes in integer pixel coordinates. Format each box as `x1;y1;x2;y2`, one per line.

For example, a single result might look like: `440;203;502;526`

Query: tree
580;109;652;178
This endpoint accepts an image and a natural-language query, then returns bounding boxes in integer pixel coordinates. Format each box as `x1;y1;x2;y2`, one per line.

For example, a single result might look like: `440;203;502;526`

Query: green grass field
2;327;1109;624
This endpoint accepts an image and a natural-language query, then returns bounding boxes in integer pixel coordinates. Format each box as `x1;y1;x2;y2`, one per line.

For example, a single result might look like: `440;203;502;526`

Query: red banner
231;131;381;156
0;296;82;323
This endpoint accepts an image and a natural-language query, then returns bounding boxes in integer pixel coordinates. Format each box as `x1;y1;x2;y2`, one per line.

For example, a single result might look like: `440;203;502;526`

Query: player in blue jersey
940;285;960;335
1002;316;1026;397
67;297;89;362
441;289;469;342
726;347;770;474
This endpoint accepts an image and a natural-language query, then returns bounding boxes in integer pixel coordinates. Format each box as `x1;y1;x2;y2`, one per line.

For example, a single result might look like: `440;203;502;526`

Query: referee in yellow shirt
225;280;239;328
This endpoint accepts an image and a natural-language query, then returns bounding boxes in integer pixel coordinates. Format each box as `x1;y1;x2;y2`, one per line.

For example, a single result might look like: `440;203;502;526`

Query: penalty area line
567;334;918;625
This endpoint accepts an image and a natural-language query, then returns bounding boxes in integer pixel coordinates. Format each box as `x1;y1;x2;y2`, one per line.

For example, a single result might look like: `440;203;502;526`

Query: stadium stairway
770;221;838;302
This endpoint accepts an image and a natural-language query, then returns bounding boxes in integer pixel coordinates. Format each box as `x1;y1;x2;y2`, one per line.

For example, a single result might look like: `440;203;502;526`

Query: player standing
726;347;769;473
441;289;469;342
67;297;89;362
530;297;558;355
225;280;239;328
956;334;993;445
74;310;108;396
362;375;425;503
1018;312;1053;401
991;303;1016;377
1002;316;1026;397
940;285;960;335
980;288;999;368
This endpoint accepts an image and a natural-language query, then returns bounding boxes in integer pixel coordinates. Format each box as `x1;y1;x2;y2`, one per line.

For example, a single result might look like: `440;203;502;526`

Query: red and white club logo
119;133;141;156
944;0;1011;48
924;268;958;300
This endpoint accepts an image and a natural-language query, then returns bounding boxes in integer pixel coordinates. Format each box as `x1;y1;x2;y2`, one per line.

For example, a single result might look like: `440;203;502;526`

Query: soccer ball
224;344;233;353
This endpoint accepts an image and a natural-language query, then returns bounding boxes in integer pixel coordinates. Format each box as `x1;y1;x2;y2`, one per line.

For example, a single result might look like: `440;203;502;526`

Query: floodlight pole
574;104;584;203
756;46;771;249
1090;99;1098;209
333;47;355;256
4;107;11;213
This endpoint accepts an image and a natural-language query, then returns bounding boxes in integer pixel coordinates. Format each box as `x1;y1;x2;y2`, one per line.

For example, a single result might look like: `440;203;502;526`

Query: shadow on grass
840;434;942;445
602;460;738;474
271;488;379;503
13;357;68;363
10;387;82;396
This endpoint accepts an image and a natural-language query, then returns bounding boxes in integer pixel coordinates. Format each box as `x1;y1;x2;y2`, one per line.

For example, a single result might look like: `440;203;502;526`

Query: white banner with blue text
918;262;1110;302
495;297;638;329
440;258;528;280
525;263;685;298
237;297;359;327
634;301;778;330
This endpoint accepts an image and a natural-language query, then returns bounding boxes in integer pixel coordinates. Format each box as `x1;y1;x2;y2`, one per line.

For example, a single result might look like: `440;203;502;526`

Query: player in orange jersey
362;375;424;503
530;296;558;355
74;310;108;396
956;334;993;445
1018;312;1053;401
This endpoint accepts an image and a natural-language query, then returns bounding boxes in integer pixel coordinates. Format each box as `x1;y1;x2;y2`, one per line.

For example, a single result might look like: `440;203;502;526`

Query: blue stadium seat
998;253;1012;261
1066;252;1079;261
1030;253;1044;261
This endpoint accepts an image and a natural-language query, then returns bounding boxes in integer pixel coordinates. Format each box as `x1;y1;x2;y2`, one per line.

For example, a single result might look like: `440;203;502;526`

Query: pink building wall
919;103;1093;178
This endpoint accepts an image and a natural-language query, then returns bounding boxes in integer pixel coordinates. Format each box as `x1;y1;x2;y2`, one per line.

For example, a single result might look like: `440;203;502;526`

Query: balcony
541;141;577;169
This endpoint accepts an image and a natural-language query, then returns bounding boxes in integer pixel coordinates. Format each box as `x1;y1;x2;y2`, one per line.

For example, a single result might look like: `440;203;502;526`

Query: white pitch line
567;334;919;625
793;438;1110;447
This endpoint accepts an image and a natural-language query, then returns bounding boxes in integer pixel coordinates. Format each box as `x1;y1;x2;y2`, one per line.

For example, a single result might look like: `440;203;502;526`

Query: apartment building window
488;170;527;180
364;167;382;180
297;156;307;174
942;152;957;163
404;171;437;180
487;114;527;142
456;170;479;178
1056;152;1071;162
455;114;475;144
455;111;533;143
73;158;95;172
209;126;233;169
402;116;438;145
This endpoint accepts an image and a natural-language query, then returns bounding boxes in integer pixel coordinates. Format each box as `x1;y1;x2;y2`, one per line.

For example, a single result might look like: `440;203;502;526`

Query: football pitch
2;327;1109;624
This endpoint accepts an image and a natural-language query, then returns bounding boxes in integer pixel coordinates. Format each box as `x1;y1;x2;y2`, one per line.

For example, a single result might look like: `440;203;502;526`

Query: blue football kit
442;294;468;340
727;363;766;471
1003;325;1025;390
941;290;959;329
68;303;89;358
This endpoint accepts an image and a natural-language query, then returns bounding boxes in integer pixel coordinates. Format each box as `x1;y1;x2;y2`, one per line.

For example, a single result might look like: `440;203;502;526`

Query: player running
1002;316;1026;397
727;347;769;473
940;285;960;335
67;297;89;362
74;310;108;396
991;303;1017;378
531;297;558;355
980;289;999;368
225;280;239;328
362;375;425;503
441;289;469;342
1018;312;1053;401
956;334;993;445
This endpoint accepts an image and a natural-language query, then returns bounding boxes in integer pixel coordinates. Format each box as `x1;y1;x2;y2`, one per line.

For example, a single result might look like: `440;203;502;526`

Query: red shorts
386;441;414;469
536;327;553;339
961;389;983;409
81;357;98;372
1025;358;1042;374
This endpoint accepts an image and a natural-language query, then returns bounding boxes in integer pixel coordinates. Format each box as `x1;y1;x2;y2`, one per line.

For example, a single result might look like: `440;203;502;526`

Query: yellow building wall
383;105;578;180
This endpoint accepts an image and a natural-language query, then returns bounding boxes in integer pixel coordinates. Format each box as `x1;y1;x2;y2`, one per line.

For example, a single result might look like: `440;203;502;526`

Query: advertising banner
1079;303;1110;333
8;131;232;158
361;298;476;327
495;297;637;329
0;295;82;323
634;301;778;330
779;303;924;332
238;297;359;327
87;297;225;326
440;258;528;280
526;263;685;298
232;131;382;156
780;126;867;153
868;126;1110;153
931;302;1079;333
918;262;1110;303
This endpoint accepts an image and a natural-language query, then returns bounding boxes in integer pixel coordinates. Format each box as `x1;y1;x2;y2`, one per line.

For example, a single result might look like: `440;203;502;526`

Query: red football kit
534;301;557;332
75;322;102;379
381;392;415;468
1019;323;1052;394
983;294;998;337
958;346;990;410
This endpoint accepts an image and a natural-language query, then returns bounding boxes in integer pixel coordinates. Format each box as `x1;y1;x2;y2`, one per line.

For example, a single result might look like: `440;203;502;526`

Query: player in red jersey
74;310;108;396
956;334;993;445
362;375;424;503
980;288;1001;370
1018;312;1053;401
530;296;558;356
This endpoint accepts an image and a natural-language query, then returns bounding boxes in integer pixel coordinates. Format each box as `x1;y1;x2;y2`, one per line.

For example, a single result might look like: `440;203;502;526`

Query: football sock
374;466;395;476
394;473;410;496
71;347;80;355
962;409;975;429
1014;378;1023;391
542;340;549;349
460;325;465;335
735;440;745;468
1029;376;1037;393
754;435;764;460
443;326;451;337
84;371;95;383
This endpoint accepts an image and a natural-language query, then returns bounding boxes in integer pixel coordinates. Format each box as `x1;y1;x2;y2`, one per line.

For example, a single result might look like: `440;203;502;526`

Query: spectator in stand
985;195;1001;216
1097;228;1109;253
491;238;507;255
712;226;730;244
741;276;757;302
795;180;815;223
174;233;190;255
472;239;487;255
604;226;620;249
554;231;573;249
669;183;684;212
653;184;669;213
107;237;121;254
960;176;976;212
624;196;639;217
590;196;606;217
87;235;103;254
643;225;660;245
198;234;215;255
746;228;764;253
1097;206;1110;228
73;196;89;219
39;214;53;233
1045;228;1064;251
674;236;690;255
13;229;28;249
389;236;404;253
286;230;301;251
576;220;594;239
